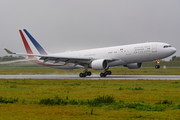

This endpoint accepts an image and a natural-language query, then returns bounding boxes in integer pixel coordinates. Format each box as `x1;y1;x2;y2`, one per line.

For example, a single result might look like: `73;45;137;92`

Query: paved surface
0;75;180;80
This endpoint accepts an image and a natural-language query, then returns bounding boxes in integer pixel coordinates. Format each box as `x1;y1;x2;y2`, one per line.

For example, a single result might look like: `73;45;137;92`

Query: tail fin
23;29;48;55
19;30;34;59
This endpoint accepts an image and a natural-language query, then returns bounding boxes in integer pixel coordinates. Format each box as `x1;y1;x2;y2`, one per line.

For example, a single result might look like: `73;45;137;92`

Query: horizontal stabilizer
4;48;16;54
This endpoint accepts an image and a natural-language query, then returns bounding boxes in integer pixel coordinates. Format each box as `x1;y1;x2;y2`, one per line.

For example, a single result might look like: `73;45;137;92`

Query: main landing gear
79;70;112;77
100;70;112;77
79;70;92;77
155;59;160;69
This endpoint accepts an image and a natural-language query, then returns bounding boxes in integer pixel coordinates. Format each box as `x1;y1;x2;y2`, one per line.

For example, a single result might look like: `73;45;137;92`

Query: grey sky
1;0;180;60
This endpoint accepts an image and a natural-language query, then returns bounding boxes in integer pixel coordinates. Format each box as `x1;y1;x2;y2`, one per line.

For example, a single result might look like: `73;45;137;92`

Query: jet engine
90;59;108;70
124;63;142;69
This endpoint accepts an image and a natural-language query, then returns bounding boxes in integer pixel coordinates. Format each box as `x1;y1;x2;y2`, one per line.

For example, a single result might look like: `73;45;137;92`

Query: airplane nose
172;47;177;54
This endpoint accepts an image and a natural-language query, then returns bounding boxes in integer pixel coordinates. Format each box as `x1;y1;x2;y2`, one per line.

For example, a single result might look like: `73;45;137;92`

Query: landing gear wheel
79;73;86;77
105;71;112;75
155;65;160;69
79;71;92;77
79;73;83;77
100;73;107;77
86;71;91;76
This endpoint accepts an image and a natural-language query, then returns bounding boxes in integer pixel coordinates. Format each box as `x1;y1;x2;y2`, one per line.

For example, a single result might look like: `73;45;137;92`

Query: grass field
0;61;180;119
0;61;180;75
0;79;180;119
0;67;180;75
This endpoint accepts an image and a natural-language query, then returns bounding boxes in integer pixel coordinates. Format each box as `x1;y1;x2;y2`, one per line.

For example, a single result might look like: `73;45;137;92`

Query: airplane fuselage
34;42;176;70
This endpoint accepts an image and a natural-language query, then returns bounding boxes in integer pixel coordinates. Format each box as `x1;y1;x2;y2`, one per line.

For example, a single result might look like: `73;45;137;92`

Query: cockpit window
163;45;172;48
163;46;168;48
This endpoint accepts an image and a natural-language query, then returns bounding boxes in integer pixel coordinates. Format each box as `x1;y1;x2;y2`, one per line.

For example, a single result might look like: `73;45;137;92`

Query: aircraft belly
50;65;83;70
108;59;126;67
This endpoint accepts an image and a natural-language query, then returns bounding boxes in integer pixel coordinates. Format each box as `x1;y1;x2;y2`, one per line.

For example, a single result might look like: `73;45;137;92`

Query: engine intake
90;59;108;70
124;63;142;69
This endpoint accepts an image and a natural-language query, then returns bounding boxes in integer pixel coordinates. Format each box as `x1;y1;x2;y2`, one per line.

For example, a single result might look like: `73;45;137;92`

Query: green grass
0;79;180;119
0;96;18;104
0;67;180;75
0;61;180;75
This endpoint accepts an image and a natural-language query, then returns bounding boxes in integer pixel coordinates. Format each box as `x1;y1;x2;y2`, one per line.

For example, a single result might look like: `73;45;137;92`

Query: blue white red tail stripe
23;29;47;55
19;30;34;59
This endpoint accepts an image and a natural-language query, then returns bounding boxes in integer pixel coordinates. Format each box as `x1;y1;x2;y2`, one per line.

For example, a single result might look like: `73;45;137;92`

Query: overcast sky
1;0;180;60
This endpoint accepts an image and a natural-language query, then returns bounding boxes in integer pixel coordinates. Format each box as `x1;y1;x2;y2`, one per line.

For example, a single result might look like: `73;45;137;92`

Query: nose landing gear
155;65;160;69
155;59;160;69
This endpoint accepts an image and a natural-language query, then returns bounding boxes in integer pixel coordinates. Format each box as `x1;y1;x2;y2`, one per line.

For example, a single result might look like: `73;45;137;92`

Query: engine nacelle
90;59;108;70
124;63;142;69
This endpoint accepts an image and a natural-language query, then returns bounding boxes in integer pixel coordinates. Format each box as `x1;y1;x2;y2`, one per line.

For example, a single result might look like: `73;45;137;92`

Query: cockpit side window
163;46;168;48
163;45;172;48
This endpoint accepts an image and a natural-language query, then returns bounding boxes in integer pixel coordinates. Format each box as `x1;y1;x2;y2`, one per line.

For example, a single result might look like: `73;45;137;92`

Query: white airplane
5;29;176;77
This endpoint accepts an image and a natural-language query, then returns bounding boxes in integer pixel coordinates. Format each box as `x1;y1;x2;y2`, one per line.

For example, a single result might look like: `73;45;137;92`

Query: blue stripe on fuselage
23;29;47;55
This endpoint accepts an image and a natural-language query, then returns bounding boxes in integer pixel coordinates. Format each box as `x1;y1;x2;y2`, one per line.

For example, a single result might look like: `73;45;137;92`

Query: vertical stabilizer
19;30;34;59
23;29;47;55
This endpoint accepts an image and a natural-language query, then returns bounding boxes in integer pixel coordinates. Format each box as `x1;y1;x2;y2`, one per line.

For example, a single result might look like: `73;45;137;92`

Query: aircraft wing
4;48;117;65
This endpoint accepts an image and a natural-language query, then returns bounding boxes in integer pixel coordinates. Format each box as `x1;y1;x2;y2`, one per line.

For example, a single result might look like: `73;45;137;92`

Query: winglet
4;48;16;54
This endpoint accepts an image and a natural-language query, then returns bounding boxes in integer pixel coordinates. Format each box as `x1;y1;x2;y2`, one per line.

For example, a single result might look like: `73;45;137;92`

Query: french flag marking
19;30;34;59
23;29;47;55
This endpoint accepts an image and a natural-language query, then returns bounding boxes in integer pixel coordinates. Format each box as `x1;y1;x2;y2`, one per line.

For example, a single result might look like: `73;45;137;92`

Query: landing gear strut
155;59;160;69
79;70;91;77
100;70;112;77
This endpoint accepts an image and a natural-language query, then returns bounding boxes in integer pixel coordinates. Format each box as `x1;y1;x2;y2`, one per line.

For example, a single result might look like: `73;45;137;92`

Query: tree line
0;55;25;62
170;56;180;61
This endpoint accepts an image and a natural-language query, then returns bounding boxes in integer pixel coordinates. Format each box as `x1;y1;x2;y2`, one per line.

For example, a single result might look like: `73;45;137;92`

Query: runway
0;75;180;80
